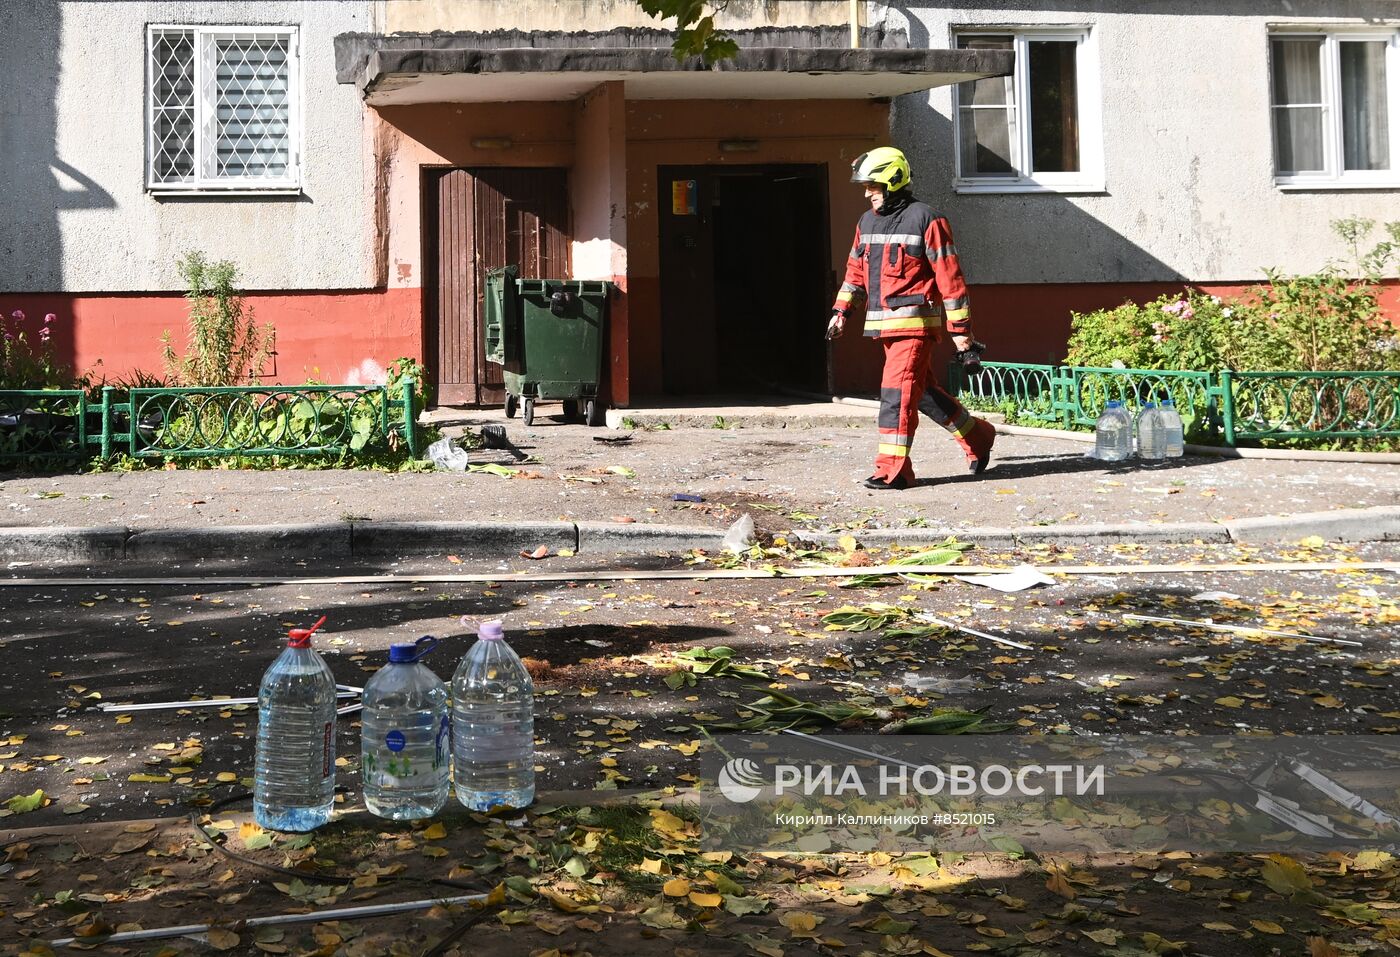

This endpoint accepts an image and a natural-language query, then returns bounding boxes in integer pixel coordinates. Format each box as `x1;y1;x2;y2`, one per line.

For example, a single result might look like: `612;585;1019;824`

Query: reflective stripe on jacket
831;199;971;339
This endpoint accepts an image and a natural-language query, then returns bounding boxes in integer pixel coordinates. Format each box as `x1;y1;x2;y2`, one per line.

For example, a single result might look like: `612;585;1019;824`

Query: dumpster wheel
585;398;605;427
523;396;536;426
504;393;518;419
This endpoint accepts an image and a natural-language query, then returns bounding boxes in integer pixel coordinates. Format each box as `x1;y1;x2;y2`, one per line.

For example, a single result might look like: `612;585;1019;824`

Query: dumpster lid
334;28;1011;105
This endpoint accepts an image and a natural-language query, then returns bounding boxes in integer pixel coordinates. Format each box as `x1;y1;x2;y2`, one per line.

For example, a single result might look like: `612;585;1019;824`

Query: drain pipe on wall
850;0;863;48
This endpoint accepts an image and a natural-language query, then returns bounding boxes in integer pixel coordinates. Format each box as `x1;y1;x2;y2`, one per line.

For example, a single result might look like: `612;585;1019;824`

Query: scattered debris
479;424;528;461
1123;613;1361;648
902;672;980;695
426;437;471;471
913;613;1034;651
721;514;754;553
663;646;768;689
956;564;1056;593
672;493;703;503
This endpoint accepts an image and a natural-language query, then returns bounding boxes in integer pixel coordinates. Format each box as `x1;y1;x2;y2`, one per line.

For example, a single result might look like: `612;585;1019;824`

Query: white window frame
952;26;1104;195
1269;27;1400;190
145;24;302;194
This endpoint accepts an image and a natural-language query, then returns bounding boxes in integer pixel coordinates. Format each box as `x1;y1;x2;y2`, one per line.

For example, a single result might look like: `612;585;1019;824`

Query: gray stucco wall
0;1;375;293
878;1;1400;285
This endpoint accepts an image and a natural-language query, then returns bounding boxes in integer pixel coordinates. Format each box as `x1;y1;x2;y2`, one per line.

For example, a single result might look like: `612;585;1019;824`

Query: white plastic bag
722;514;755;553
427;437;470;471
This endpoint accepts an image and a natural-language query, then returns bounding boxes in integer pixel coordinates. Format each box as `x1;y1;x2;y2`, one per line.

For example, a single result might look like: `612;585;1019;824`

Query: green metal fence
0;381;420;465
951;361;1400;445
0;390;90;462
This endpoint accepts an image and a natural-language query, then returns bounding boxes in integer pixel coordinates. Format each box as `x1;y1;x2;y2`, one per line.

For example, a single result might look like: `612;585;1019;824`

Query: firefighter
826;147;995;490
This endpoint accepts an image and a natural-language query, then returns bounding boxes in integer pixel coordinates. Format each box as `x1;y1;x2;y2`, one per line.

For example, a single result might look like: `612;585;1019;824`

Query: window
1270;31;1398;187
146;25;299;192
953;28;1103;192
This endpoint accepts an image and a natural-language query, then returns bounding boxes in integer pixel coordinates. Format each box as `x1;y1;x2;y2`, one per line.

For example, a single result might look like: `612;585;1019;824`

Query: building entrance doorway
658;164;830;395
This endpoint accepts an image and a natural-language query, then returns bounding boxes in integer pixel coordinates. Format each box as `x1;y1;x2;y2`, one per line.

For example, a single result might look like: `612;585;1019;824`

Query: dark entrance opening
658;164;830;395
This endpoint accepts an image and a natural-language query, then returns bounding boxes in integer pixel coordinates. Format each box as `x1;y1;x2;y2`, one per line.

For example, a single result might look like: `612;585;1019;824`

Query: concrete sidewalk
0;398;1397;567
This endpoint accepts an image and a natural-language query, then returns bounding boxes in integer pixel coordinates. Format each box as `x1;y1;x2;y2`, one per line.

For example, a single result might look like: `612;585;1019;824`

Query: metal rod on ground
782;728;926;772
100;690;360;713
1;560;1396;588
915;614;1034;651
1122;613;1362;648
49;893;489;948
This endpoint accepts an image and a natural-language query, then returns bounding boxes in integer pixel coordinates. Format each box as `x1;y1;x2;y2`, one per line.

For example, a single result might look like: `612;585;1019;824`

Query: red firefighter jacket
830;197;971;339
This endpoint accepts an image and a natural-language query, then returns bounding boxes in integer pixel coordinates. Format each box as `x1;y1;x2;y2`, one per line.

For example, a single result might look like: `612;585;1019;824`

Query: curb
797;521;1234;549
1224;506;1400;543
0;525;127;565
1;507;1396;568
126;523;353;563
351;521;577;557
576;521;725;554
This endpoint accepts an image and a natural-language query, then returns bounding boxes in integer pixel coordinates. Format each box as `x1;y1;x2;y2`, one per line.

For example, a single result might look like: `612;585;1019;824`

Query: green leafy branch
637;0;739;65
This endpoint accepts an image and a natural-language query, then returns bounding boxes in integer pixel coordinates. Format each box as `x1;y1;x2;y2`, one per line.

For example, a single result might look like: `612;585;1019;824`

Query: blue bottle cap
388;635;438;662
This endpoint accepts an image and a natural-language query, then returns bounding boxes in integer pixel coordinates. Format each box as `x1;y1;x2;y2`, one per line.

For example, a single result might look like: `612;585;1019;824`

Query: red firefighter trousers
874;335;991;483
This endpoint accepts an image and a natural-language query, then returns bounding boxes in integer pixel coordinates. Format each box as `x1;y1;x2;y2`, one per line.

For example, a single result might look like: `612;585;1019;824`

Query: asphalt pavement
0;401;1397;571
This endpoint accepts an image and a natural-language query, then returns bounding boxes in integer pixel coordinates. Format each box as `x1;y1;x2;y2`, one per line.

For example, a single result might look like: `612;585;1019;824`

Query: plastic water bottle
1158;398;1185;458
1137;402;1165;462
1093;400;1132;461
361;637;450;820
452;621;535;811
255;616;337;832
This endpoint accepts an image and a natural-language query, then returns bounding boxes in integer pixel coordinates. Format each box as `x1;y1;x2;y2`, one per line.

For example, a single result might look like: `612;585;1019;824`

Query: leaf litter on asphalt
2;541;1399;954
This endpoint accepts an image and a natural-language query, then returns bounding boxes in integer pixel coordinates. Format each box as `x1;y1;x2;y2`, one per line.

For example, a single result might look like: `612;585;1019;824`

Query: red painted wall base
0;288;423;389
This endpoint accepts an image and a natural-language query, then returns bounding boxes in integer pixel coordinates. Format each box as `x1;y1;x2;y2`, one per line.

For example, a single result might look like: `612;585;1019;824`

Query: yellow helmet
851;147;911;193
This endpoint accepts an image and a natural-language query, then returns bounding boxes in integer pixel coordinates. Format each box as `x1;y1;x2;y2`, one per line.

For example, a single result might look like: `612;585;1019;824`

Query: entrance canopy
334;29;1012;104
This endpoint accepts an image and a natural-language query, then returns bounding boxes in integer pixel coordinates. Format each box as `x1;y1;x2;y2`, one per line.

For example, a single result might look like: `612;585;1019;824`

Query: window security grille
147;26;299;191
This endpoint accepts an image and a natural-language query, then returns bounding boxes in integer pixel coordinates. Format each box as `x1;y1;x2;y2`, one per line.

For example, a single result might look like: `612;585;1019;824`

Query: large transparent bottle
255;616;337;832
1093;400;1133;461
451;621;535;811
361;637;450;820
1137;402;1165;462
1158;398;1185;458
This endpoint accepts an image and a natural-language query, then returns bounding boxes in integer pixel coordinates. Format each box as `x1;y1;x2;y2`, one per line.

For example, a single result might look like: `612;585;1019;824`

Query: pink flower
1179;304;1195;319
9;310;23;321
38;328;51;343
43;313;55;324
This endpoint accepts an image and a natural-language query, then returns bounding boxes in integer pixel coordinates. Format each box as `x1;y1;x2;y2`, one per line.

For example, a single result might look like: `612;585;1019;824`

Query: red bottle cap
287;615;327;648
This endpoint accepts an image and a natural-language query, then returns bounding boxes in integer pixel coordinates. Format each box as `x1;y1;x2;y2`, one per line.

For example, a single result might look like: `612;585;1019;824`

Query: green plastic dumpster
483;266;613;427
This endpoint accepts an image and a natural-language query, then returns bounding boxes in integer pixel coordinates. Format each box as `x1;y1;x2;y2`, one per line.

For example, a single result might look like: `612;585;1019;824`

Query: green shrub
163;251;276;386
1218;270;1400;373
1065;290;1233;371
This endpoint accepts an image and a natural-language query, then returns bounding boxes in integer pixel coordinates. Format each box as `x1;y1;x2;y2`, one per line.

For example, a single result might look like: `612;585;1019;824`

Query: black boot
863;474;911;490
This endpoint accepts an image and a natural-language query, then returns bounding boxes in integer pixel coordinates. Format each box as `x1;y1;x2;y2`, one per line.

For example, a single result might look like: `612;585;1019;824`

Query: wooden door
425;168;570;406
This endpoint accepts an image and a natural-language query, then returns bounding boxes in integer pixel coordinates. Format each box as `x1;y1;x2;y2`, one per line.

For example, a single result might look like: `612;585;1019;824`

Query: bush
1220;269;1400;373
1065;290;1232;371
163;251;276;386
1066;219;1400;375
1;310;72;389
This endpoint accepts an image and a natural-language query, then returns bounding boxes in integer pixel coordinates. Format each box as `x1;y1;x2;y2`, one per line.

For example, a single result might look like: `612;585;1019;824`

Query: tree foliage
637;0;739;65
